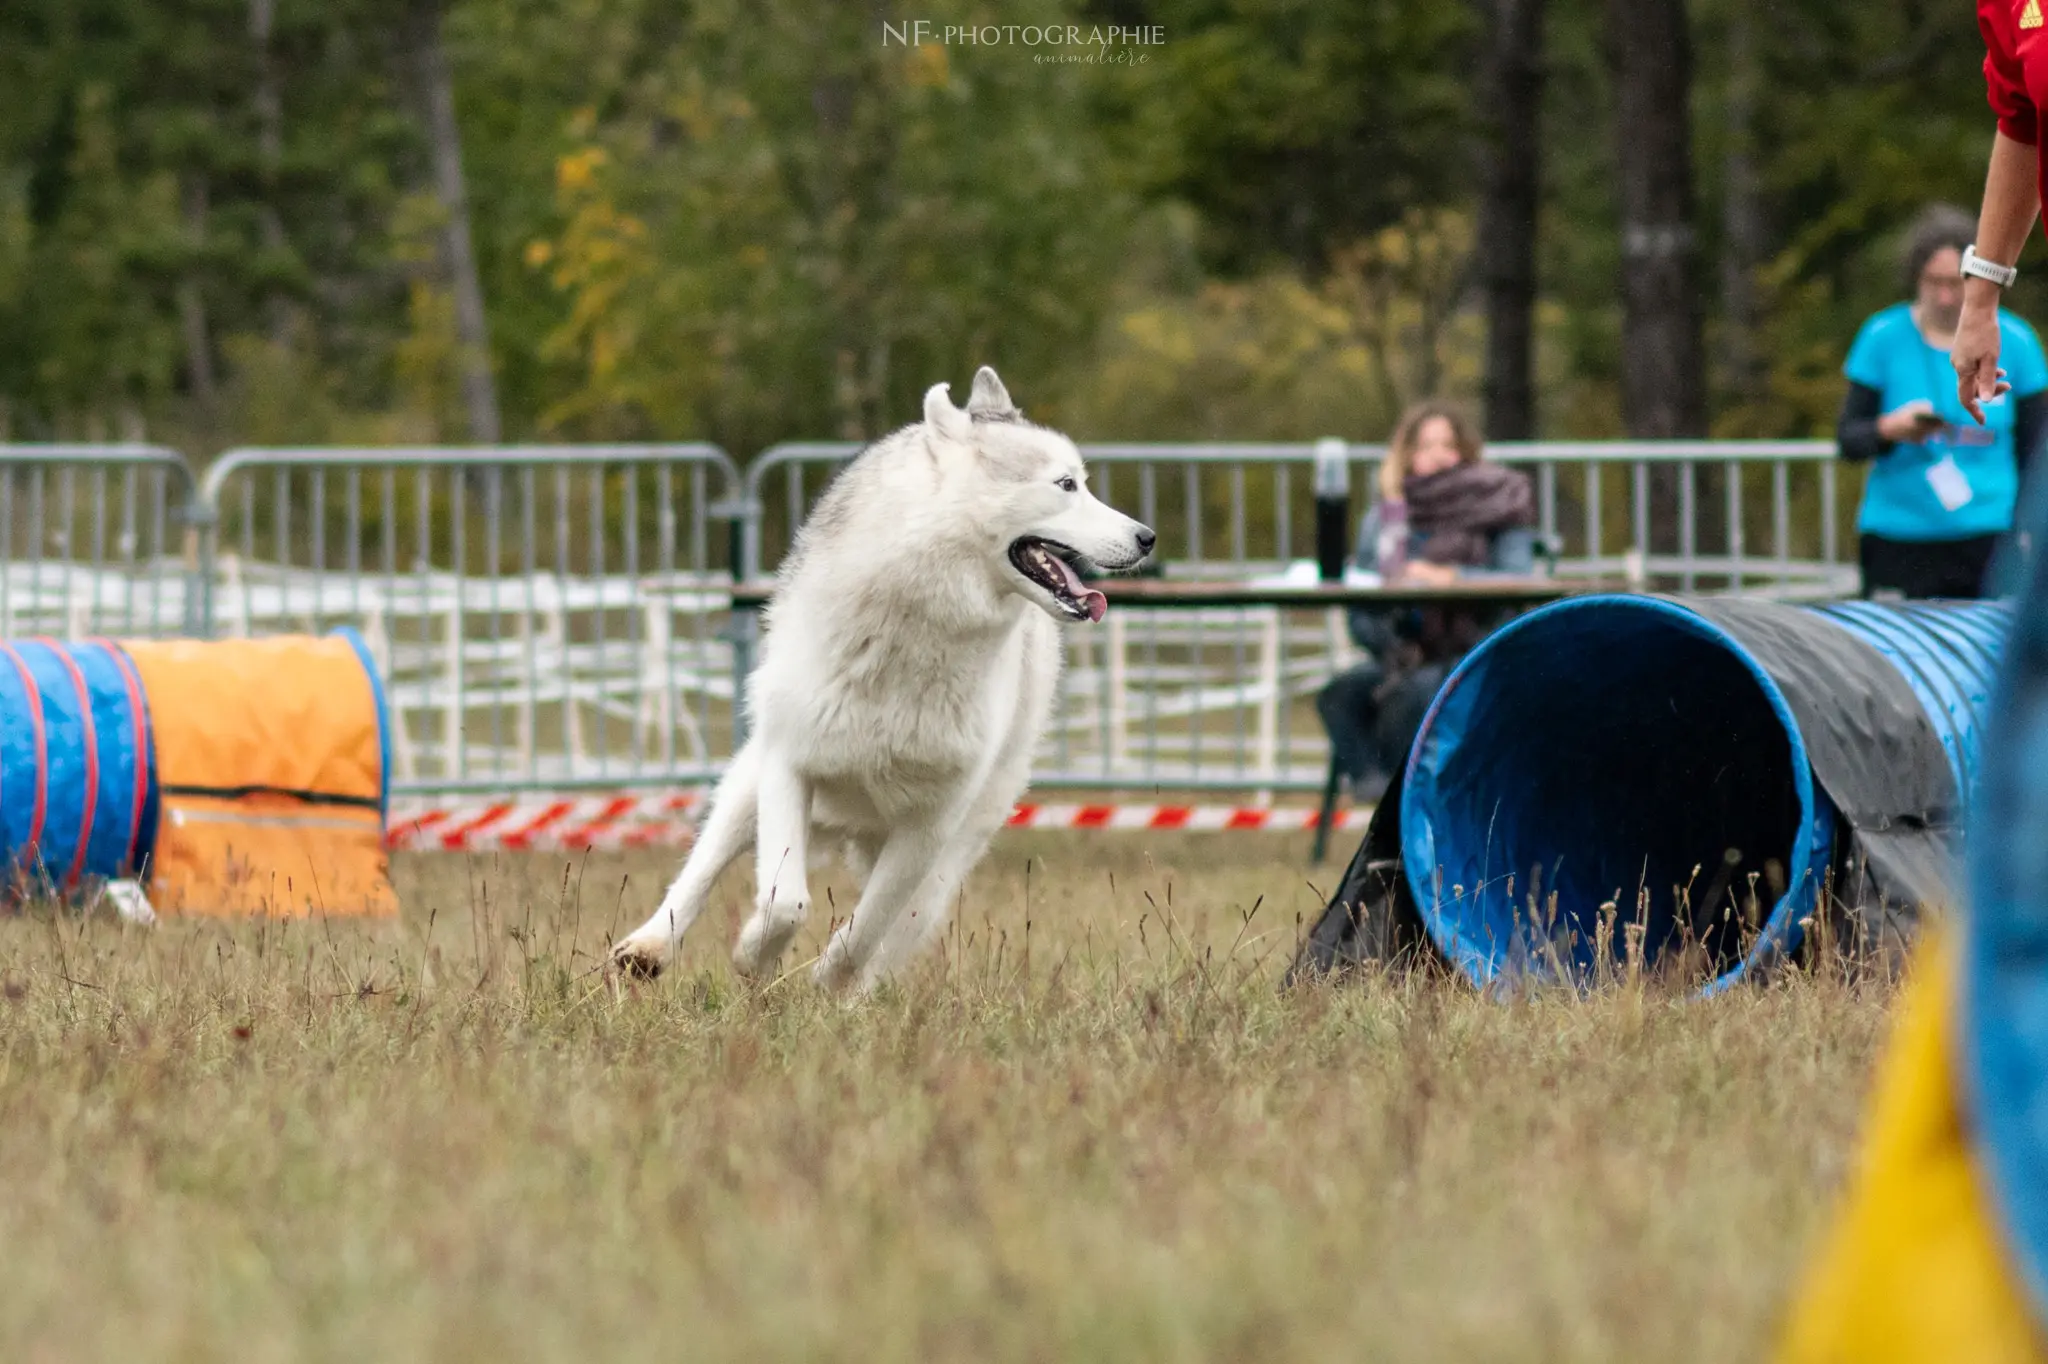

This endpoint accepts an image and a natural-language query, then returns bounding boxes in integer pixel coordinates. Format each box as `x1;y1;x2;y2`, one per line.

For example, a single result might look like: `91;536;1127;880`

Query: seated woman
1316;401;1536;801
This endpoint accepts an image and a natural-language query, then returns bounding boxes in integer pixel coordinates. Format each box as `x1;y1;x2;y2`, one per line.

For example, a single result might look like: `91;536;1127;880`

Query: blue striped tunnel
0;639;157;895
1398;595;2009;993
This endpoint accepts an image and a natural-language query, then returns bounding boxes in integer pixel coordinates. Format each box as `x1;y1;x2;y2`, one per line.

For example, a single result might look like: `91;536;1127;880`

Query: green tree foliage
0;0;2036;451
0;0;419;444
1097;0;1477;275
514;0;1139;451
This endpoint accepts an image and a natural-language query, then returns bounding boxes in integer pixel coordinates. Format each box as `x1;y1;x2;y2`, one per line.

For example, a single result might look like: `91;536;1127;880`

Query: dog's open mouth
1009;537;1108;622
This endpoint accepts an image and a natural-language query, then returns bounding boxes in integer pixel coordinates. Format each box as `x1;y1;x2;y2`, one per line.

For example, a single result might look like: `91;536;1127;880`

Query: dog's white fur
609;367;1153;992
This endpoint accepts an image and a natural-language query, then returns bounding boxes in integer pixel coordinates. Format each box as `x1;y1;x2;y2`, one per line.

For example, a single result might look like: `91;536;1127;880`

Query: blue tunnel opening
1399;597;1835;991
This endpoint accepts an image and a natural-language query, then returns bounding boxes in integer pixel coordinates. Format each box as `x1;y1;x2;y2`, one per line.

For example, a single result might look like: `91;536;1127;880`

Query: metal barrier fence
745;439;1854;593
0;444;200;638
0;438;1866;798
197;445;747;795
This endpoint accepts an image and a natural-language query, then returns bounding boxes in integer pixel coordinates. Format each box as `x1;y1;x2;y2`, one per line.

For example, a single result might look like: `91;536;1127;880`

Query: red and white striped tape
387;792;703;852
1003;802;1368;832
384;792;1370;852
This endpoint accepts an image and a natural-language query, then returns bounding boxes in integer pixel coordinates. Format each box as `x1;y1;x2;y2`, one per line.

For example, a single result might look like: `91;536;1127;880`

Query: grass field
0;832;1896;1363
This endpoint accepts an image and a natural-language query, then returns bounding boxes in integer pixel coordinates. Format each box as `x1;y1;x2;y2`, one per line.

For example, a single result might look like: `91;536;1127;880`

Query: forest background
1;0;2036;461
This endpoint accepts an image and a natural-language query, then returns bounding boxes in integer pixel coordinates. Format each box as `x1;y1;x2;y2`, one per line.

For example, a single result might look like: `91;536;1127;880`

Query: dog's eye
1056;475;1078;492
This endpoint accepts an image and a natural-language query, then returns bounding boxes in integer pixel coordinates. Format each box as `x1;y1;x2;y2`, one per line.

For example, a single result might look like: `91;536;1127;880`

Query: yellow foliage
555;147;608;193
393;279;461;442
530;132;697;438
904;42;950;88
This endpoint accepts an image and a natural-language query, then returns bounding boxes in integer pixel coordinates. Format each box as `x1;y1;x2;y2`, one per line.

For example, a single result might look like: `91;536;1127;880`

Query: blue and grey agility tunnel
1291;595;2010;993
0;639;157;893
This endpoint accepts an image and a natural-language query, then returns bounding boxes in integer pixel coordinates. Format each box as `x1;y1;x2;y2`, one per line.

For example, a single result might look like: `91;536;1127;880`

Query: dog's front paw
607;938;668;981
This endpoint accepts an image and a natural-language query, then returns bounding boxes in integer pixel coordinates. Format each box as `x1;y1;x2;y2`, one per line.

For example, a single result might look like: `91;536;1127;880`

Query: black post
1313;438;1352;581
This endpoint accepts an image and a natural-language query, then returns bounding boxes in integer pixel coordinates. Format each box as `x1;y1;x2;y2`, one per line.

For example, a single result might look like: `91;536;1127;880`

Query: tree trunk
409;0;500;445
177;174;218;413
249;0;298;346
1476;0;1546;440
1718;0;1768;415
1608;0;1705;441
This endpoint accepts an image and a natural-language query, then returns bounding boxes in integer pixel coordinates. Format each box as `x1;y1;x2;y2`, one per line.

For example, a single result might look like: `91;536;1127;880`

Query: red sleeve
1984;0;2040;145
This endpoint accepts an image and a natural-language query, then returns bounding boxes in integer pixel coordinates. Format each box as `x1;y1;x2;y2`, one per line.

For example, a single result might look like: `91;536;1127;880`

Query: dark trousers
1859;532;1999;600
1316;659;1450;792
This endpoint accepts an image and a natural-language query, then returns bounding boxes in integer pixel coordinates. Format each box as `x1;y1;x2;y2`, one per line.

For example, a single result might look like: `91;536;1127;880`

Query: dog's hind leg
731;755;813;978
609;743;760;977
812;821;951;994
857;827;994;989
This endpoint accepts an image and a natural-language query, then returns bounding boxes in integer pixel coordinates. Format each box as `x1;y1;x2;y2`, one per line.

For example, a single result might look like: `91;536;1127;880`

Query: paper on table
1253;559;1384;588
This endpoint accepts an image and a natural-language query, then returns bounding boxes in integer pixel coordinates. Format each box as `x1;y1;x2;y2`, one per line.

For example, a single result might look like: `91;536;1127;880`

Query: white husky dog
610;367;1154;991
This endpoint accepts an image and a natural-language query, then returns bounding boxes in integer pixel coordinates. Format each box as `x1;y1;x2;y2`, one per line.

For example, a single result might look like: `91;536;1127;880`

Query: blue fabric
333;626;391;823
1396;597;1835;992
70;643;146;879
1843;302;2048;539
0;640;151;891
1963;457;2048;1328
19;642;89;886
0;649;40;874
1812;601;2013;804
1484;526;1538;576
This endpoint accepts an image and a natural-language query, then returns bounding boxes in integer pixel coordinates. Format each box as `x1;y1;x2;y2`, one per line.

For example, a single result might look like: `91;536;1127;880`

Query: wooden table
1085;577;1599;611
726;576;1609;611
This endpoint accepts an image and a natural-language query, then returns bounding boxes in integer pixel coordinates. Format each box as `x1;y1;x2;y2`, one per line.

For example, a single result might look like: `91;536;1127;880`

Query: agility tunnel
1291;595;2009;994
0;630;394;918
0;639;156;893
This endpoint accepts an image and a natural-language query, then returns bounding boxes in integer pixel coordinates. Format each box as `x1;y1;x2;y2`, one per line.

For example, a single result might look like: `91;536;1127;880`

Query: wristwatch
1962;245;2019;289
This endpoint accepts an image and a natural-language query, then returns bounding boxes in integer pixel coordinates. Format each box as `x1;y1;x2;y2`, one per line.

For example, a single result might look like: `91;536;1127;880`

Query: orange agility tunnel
119;630;395;917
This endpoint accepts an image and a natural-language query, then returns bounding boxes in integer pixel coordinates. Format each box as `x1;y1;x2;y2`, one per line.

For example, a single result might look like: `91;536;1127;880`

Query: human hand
1954;292;2011;424
1876;401;1945;444
1399;560;1460;586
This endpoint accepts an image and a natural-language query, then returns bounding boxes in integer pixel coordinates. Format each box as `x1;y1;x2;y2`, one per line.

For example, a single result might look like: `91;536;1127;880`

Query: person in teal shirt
1837;204;2048;598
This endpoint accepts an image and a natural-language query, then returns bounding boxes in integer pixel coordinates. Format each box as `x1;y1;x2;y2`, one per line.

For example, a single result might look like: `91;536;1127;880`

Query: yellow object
121;635;395;918
1779;929;2046;1363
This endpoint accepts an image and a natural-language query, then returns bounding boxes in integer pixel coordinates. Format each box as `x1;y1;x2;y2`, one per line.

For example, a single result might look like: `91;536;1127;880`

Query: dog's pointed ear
966;366;1020;420
924;381;973;442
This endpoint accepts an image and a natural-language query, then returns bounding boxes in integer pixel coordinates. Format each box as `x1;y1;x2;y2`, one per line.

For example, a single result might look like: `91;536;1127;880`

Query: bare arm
1957;131;2041;421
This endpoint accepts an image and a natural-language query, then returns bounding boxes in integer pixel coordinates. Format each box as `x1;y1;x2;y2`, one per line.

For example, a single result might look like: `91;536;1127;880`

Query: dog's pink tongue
1050;554;1109;622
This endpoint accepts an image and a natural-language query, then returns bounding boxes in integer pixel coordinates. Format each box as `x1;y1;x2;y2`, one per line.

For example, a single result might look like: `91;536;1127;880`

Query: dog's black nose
1135;527;1157;555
